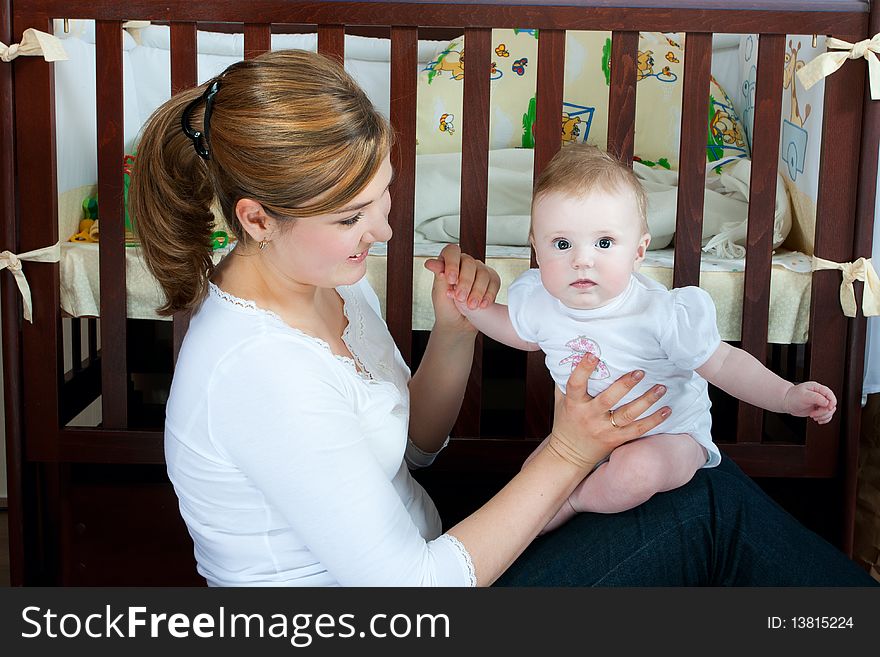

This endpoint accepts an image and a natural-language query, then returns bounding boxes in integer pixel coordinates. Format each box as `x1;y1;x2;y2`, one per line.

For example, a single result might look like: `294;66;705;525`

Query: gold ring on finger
609;409;620;429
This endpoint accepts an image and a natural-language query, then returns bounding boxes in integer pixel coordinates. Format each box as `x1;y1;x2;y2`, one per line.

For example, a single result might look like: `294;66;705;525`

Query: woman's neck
212;246;343;337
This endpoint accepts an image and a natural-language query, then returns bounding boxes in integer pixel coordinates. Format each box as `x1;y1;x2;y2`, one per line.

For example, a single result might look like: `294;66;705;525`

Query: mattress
58;239;812;344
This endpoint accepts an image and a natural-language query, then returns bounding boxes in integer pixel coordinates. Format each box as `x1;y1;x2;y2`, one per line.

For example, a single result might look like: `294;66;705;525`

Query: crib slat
525;28;566;440
673;32;712;288
387;26;418;364
318;24;345;60
170;23;198;364
171;22;197;92
607;30;639;165
96;21;128;429
805;32;865;475
735;33;785;445
70;319;83;372
533;29;565;179
88;318;98;362
244;23;272;59
459;27;490;261
455;27;492;438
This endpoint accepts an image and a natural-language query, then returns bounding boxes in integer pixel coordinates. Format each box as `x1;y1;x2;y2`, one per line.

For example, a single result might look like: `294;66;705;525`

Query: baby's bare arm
697;342;792;412
456;300;540;351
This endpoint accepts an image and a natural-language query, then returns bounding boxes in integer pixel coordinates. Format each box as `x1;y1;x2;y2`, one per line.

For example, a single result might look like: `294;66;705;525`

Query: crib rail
7;1;872;459
3;0;877;581
11;0;871;33
6;2;866;454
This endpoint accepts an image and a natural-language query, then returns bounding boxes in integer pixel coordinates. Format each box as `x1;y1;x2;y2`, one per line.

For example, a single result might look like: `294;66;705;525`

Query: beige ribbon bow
812;255;880;318
797;35;880;100
122;21;151;30
0;243;62;322
1;28;69;63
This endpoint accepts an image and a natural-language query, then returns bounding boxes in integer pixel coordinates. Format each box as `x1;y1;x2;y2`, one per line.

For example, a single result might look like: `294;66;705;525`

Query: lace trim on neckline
208;282;374;381
339;292;372;380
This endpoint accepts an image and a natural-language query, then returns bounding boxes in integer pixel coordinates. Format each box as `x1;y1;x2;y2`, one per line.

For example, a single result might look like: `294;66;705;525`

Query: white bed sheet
58;239;812;345
365;242;812;344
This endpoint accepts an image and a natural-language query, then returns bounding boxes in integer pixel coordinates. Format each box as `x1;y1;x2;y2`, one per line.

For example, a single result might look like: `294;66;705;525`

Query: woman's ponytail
128;85;217;315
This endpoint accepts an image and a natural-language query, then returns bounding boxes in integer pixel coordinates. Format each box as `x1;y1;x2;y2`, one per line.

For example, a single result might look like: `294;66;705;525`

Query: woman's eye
339;212;363;227
596;237;613;249
552;238;572;251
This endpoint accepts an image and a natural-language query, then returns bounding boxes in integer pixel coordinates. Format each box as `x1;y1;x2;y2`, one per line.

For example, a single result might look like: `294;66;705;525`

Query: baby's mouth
570;279;596;289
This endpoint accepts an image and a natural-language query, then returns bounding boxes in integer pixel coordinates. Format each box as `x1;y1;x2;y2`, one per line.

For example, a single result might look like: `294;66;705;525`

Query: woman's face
266;156;394;289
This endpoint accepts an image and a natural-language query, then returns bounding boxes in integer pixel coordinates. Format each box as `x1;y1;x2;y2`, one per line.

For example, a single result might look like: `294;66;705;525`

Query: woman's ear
235;198;273;244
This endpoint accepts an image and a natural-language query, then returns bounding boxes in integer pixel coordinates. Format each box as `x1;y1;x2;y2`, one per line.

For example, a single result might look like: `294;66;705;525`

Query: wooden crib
2;0;877;585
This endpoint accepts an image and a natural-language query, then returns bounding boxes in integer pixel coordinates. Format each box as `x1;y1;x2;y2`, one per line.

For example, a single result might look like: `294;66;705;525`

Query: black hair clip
181;79;221;160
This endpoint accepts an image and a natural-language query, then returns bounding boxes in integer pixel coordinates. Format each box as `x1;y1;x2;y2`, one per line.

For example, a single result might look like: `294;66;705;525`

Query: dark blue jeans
496;458;877;586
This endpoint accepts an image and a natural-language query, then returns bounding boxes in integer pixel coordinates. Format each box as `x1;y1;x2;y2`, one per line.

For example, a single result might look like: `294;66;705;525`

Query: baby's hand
449;290;478;317
783;382;837;424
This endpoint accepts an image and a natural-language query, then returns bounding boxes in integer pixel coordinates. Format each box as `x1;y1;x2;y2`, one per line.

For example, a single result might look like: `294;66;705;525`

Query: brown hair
531;144;648;234
129;49;392;315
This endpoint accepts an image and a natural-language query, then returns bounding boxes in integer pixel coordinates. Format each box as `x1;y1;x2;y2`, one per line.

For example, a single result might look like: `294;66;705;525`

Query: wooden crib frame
2;0;877;585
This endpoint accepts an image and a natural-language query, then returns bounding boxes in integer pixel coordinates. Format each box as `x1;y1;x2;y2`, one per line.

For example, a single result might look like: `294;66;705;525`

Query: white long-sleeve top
165;279;476;586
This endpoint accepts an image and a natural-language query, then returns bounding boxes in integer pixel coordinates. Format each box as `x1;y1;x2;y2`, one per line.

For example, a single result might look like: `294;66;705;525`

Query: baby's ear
529;233;541;266
634;232;651;265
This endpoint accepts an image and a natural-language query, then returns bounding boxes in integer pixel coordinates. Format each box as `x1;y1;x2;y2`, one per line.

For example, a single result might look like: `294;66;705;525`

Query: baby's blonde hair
531;144;648;234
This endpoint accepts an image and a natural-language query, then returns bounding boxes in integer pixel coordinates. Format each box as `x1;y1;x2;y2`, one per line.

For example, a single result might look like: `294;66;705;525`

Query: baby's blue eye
596;237;613;249
553;238;572;251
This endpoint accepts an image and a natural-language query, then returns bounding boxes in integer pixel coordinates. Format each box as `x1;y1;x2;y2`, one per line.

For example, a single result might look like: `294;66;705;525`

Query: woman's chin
337;263;368;286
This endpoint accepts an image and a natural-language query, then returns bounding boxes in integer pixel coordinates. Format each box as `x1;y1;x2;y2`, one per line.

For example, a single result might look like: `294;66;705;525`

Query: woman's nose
365;212;393;243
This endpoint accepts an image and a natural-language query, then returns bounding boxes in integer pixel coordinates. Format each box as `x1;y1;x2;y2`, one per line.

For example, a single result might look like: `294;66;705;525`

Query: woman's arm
448;354;671;585
408;326;477;453
408;245;501;452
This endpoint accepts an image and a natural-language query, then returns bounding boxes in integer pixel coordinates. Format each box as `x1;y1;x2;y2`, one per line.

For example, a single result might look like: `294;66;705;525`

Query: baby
457;144;836;531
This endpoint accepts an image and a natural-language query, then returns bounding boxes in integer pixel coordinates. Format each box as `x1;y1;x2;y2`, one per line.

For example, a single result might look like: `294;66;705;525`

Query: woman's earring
259;238;268;251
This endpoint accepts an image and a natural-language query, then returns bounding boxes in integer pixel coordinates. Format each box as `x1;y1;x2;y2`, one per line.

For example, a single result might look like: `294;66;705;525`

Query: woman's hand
424;244;501;333
547;353;671;472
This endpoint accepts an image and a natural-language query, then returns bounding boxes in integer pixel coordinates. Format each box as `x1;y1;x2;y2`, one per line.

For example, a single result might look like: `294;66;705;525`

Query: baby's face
530;189;650;310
